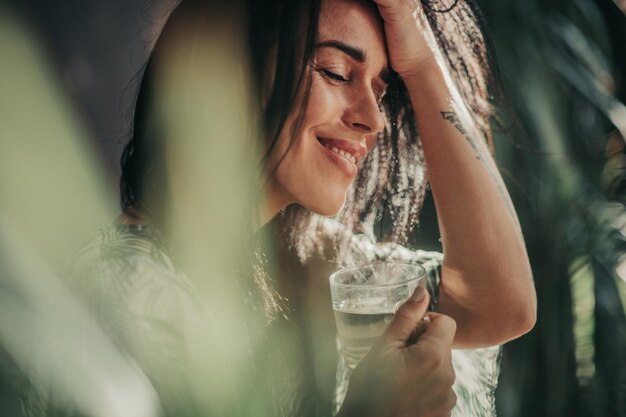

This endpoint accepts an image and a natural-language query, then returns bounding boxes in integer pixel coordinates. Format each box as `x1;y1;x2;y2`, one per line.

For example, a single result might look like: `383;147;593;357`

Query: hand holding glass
330;262;426;370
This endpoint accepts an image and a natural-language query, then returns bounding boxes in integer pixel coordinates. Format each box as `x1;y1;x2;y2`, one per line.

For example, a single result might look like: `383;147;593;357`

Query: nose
342;89;385;136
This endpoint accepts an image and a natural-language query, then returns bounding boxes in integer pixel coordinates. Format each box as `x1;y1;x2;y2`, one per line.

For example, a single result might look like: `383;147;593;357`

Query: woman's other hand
371;0;437;78
338;286;457;417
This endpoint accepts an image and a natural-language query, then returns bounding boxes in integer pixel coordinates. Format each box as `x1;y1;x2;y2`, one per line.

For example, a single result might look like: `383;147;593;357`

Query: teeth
327;144;357;164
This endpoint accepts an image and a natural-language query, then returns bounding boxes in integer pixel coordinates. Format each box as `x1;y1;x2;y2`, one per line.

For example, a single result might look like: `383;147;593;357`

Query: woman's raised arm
373;0;537;348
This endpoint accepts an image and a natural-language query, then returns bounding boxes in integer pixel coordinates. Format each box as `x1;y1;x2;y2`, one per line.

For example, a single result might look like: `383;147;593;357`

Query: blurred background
1;0;625;416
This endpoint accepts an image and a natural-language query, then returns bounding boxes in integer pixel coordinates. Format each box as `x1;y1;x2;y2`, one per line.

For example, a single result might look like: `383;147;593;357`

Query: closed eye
321;69;349;83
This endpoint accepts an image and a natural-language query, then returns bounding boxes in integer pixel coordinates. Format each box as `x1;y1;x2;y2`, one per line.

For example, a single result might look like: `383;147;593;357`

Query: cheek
304;77;344;125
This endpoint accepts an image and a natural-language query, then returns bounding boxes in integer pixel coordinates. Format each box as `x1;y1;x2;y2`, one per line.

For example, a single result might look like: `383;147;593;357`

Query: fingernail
411;285;426;302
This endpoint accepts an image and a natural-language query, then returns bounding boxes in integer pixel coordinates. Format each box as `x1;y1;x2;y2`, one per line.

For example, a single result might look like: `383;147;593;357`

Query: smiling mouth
317;137;358;164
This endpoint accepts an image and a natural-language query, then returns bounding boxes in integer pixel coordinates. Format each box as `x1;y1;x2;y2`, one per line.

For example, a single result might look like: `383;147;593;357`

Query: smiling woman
264;1;389;217
22;0;536;416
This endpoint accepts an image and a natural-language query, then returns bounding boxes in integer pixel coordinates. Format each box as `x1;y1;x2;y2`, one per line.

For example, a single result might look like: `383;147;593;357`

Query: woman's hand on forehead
370;0;438;78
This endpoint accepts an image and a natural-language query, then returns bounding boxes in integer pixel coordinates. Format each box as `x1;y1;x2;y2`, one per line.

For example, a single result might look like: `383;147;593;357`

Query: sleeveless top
21;223;500;417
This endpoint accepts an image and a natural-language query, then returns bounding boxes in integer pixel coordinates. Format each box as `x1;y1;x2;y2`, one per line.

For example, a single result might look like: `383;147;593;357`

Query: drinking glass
329;261;426;370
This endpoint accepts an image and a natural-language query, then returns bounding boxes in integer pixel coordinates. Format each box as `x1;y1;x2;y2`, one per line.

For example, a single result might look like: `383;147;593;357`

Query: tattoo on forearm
440;111;481;159
440;110;519;224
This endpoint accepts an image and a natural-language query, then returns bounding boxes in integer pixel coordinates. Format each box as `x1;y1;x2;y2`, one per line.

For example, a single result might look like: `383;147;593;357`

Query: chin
302;192;347;217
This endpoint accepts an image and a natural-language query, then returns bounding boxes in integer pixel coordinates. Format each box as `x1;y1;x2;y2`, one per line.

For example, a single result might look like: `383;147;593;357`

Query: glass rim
329;261;426;289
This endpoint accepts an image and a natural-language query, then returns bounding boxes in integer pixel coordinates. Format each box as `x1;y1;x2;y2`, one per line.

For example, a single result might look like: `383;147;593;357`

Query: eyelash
320;69;349;83
317;66;386;107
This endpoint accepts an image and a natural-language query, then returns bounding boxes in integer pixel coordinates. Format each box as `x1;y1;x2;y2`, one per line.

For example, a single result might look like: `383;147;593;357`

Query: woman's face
266;0;388;217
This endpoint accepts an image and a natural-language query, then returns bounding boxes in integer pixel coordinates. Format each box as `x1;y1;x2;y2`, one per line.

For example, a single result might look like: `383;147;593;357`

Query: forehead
318;0;387;66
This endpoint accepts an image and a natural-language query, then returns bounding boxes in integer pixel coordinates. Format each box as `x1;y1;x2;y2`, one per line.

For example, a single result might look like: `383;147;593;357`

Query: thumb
417;313;457;349
382;286;429;346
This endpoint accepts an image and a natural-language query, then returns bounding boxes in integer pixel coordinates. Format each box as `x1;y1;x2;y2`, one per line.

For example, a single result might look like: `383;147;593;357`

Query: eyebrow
316;40;366;62
315;40;390;83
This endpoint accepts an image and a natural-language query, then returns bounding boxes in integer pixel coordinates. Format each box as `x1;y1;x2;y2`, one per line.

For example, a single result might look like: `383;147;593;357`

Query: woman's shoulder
64;224;201;335
22;224;201;417
66;224;178;285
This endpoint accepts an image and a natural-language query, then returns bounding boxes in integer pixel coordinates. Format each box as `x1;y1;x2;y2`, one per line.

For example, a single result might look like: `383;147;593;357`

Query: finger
405;314;430;345
382;285;430;345
417;313;457;348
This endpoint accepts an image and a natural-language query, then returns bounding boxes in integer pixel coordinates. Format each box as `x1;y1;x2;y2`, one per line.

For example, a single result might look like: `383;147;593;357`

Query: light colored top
22;223;500;417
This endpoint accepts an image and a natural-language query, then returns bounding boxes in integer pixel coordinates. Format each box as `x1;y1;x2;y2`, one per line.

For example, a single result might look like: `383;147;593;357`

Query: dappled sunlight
1;1;625;417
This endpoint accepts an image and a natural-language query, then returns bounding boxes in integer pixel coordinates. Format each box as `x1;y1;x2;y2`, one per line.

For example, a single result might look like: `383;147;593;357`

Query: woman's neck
257;198;284;231
257;181;292;230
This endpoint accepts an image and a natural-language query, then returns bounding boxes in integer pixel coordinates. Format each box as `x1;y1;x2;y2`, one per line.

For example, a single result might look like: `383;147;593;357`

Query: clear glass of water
330;262;426;370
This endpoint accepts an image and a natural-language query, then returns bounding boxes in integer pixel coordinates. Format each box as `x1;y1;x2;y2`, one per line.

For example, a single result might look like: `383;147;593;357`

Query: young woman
24;0;536;416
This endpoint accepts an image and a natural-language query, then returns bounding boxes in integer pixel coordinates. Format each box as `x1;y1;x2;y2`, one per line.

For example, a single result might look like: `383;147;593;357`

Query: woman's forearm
402;61;536;347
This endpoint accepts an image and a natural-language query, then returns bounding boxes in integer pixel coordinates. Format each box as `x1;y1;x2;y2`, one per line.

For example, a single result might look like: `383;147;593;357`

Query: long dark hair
120;0;321;217
120;0;499;258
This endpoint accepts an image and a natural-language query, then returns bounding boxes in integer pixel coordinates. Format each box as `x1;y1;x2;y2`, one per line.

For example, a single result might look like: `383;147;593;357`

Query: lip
316;136;359;178
316;136;368;162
